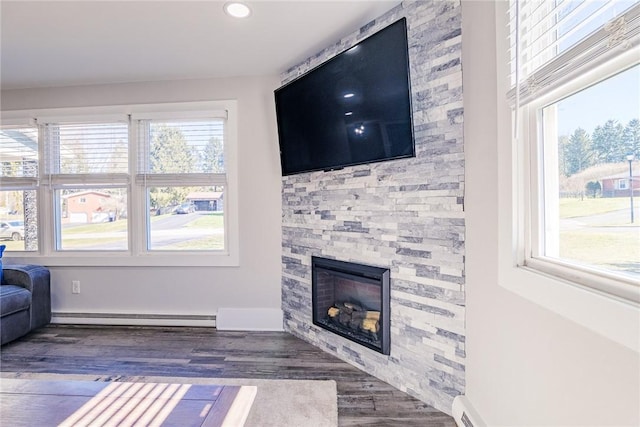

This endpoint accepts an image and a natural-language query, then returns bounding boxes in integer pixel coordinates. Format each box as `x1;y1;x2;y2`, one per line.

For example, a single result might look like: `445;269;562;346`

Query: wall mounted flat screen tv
274;18;414;176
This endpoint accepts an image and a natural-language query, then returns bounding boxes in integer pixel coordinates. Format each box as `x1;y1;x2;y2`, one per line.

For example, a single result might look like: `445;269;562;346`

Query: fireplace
312;256;390;355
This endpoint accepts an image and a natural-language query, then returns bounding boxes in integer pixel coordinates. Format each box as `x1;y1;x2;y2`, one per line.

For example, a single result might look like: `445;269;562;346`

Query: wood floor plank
0;325;455;427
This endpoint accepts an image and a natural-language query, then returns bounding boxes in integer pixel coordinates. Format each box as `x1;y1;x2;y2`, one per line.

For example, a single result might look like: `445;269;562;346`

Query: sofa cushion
0;285;31;317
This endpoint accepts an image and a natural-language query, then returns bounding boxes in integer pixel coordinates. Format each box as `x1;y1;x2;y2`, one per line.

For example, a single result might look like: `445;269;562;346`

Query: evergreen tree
150;125;193;173
565;128;592;175
202;137;224;173
148;125;195;209
591;119;625;163
622;118;640;158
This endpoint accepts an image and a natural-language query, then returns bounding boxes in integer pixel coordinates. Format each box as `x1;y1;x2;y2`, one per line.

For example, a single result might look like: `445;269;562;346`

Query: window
0;125;39;252
616;179;630;190
508;1;639;302
0;101;238;265
135;117;226;251
42;120;130;251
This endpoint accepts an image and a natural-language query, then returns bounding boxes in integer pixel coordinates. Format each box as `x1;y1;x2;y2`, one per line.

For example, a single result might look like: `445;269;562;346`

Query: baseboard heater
452;396;485;427
52;312;216;327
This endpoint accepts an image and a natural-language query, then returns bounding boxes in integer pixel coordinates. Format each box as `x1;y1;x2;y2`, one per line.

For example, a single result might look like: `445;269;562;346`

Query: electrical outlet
72;280;81;294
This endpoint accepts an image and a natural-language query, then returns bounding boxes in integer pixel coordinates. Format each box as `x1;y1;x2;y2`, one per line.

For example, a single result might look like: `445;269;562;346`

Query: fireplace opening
312;256;390;355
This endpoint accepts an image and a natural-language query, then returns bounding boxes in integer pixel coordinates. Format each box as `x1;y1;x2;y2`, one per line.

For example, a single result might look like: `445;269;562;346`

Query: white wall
462;1;639;425
1;75;284;322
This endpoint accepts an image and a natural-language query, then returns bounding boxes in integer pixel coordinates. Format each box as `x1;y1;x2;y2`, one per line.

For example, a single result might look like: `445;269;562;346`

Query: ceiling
0;0;399;90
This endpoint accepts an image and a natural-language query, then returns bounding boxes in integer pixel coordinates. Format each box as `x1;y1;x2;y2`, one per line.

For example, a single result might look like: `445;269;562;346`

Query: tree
622;118;640;158
202;137;224;173
106;138;128;173
564;128;592;175
591;119;625;164
61;144;90;174
585;181;601;198
150;125;194;174
148;125;195;209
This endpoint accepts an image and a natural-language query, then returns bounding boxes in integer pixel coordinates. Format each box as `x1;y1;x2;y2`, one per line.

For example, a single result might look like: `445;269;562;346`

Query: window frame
0;101;239;267
132;112;229;255
496;1;639;353
523;53;640;304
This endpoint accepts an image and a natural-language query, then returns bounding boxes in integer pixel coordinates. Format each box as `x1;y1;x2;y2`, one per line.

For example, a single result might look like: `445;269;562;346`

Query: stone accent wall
280;0;464;414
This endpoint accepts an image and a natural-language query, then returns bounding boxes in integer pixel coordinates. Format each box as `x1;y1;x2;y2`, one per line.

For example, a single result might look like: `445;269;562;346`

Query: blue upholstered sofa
0;264;51;345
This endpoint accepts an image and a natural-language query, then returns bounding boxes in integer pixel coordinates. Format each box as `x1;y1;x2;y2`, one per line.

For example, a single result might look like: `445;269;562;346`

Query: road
560;209;640;235
150;212;199;230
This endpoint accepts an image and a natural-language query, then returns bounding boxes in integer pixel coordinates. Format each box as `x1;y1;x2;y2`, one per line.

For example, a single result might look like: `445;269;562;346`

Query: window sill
525;256;640;304
2;252;239;267
498;261;640;353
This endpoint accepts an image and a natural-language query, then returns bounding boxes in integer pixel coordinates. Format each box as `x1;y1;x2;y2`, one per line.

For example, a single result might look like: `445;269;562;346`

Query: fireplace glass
312;256;390;355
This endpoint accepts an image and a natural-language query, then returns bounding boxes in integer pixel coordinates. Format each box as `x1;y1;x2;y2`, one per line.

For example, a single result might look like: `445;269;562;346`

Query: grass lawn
60;238;127;249
2;212;225;251
560;230;639;275
559;197;639;277
0;240;28;251
185;212;224;228
157;235;225;250
62;220;127;234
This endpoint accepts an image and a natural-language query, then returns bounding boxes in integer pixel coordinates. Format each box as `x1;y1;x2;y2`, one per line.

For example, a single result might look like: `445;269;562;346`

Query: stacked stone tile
281;0;464;415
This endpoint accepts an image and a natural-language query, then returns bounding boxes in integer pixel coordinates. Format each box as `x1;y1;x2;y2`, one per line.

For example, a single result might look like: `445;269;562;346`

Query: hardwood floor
1;378;252;427
0;325;455;426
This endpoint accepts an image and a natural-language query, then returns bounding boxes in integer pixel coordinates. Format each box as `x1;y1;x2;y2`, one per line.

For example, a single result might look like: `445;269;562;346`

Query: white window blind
508;0;640;105
136;118;225;185
43;122;129;179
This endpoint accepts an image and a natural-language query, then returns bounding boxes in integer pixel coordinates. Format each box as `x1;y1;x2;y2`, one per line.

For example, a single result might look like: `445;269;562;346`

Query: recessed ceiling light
224;2;251;19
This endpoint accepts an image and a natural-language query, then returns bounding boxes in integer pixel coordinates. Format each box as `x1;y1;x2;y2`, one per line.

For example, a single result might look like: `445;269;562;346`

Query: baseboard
216;308;283;331
51;312;216;327
452;395;485;427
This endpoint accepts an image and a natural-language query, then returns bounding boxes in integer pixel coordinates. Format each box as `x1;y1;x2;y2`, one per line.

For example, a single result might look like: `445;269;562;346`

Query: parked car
0;220;25;241
172;203;195;214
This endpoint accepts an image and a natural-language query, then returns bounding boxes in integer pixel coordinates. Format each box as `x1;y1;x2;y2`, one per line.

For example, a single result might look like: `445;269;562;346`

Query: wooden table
0;378;256;427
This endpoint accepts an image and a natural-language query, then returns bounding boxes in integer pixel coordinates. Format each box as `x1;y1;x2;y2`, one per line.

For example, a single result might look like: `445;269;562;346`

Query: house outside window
507;0;639;302
0;101;238;266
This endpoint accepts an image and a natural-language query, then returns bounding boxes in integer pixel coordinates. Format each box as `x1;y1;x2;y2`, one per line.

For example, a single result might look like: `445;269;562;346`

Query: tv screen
275;18;414;176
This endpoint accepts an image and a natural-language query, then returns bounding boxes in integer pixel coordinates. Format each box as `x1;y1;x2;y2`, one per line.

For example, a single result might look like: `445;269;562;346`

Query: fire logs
327;302;380;338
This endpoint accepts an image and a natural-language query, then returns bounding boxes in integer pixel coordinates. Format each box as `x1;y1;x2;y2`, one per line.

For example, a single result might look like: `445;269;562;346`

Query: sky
556;64;639;136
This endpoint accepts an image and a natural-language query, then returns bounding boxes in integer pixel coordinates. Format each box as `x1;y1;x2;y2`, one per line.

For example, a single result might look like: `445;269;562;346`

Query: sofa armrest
2;265;51;329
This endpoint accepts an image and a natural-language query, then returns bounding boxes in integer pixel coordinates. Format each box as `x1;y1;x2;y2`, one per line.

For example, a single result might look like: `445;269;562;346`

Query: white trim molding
215;308;284;331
